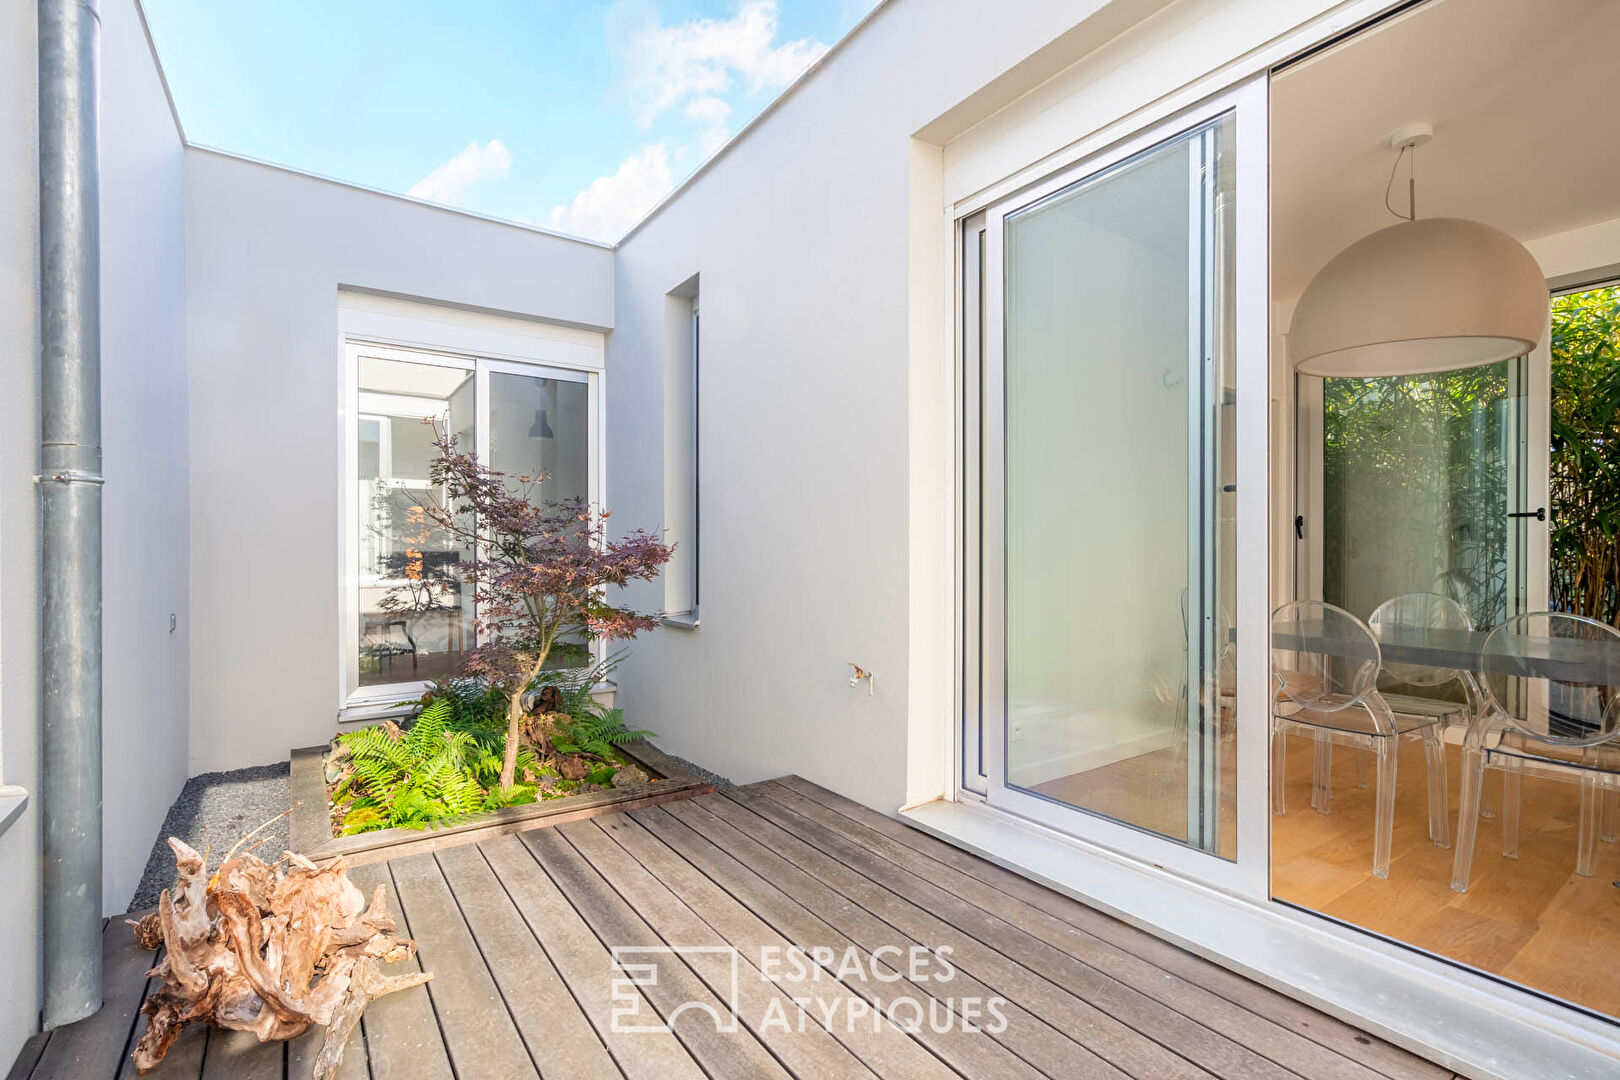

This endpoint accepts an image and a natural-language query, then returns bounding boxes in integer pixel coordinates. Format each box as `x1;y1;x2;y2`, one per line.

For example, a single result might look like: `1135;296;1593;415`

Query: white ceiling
1271;0;1620;305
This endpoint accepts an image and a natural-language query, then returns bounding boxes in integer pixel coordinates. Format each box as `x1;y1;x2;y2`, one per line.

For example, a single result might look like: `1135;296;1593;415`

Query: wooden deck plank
555;818;882;1080
756;780;1391;1080
32;918;158;1080
726;785;1296;1080
386;853;539;1079
433;842;621;1080
285;1018;366;1080
5;1034;49;1080
521;828;794;1080
690;793;1216;1080
584;814;960;1080
200;1029;283;1080
638;801;1095;1080
344;863;453;1080
772;776;1450;1080
116;1023;206;1080
477;834;703;1080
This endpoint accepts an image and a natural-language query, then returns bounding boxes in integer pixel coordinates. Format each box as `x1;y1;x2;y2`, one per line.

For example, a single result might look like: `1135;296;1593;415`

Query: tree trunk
498;646;551;794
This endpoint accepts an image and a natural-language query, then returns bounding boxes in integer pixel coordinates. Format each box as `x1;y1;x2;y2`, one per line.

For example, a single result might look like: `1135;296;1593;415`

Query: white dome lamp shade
1290;129;1548;378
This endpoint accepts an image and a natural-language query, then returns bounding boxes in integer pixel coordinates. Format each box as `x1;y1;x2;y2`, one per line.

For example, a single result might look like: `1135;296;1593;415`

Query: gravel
129;762;291;912
653;743;732;788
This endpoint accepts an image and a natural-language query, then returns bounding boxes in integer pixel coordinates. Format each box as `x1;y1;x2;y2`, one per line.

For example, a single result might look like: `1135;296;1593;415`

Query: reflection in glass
489;371;593;669
356;357;474;687
1002;115;1236;856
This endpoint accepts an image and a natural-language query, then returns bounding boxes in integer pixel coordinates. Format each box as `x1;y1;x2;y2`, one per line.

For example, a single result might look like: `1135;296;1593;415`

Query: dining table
1269;618;1620;686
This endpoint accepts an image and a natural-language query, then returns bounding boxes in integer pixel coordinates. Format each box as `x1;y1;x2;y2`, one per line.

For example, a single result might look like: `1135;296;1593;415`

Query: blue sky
141;0;876;243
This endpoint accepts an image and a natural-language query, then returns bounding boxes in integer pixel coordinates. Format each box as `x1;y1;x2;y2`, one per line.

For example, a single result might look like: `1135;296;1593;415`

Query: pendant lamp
1290;126;1547;377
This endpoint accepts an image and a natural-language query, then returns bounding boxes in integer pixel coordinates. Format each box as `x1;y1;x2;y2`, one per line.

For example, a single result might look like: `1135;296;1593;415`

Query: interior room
1269;0;1620;1018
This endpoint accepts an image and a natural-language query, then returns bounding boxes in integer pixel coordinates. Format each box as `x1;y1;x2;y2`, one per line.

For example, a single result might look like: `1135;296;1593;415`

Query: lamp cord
1384;143;1416;221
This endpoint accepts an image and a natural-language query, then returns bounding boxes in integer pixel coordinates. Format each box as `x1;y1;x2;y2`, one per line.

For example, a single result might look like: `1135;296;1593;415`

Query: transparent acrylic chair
1367;592;1490;819
1271;600;1451;878
1368;592;1486;726
1450;612;1620;893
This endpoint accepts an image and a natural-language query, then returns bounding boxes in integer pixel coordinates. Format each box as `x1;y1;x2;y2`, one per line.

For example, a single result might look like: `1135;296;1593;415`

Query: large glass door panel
973;79;1268;891
355;355;475;689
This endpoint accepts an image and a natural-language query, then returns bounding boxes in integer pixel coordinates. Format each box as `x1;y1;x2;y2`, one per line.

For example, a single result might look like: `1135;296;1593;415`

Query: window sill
900;797;1620;1080
662;612;700;630
0;787;28;840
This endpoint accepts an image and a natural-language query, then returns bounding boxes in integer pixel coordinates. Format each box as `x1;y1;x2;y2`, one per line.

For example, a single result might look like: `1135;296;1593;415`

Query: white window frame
339;338;604;713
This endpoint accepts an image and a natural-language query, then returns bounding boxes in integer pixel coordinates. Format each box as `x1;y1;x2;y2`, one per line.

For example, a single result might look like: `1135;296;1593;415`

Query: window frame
339;339;602;713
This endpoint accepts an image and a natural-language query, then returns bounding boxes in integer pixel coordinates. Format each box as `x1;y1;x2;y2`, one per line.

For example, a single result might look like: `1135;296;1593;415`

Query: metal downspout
37;0;103;1028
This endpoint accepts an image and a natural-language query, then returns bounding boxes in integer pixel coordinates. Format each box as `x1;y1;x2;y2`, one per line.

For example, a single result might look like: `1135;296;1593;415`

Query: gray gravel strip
129;761;291;912
651;743;731;788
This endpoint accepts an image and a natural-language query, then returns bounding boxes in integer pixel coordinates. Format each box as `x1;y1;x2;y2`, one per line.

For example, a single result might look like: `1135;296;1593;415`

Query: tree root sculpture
127;839;430;1078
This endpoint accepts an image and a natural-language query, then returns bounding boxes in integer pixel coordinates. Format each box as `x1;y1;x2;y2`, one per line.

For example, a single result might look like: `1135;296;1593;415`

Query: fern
331;698;539;834
552;703;655;757
329;660;654;835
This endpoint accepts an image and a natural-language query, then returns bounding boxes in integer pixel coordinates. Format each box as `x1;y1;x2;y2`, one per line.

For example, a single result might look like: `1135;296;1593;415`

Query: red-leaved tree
419;426;672;793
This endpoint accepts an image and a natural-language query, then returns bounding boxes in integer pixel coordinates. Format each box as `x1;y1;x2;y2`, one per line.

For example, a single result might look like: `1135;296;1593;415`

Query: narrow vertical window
664;279;700;622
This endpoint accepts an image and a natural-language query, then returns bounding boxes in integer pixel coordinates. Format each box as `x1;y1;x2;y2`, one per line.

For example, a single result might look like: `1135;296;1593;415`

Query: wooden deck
9;778;1459;1080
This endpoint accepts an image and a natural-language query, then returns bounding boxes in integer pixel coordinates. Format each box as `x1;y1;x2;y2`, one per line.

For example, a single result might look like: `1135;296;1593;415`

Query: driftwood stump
127;839;430;1079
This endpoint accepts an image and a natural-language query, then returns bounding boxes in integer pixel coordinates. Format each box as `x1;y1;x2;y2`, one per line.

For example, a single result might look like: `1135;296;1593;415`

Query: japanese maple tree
420;425;672;793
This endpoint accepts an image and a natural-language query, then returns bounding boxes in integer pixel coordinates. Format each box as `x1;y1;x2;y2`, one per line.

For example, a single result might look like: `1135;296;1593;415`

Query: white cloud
683;95;732;155
617;1;827;128
543;3;825;241
408;139;512;206
547;144;672;243
683;94;731;127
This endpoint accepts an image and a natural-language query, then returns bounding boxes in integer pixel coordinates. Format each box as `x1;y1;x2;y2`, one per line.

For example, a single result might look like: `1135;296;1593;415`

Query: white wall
0;0;42;1064
607;0;1155;815
99;0;191;916
0;0;190;1062
184;155;613;773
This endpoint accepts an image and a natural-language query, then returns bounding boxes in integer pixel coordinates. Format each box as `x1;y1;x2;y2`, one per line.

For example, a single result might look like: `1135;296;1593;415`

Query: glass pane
489;370;592;667
489;372;590;503
1322;362;1521;630
1002;115;1236;856
356;356;474;688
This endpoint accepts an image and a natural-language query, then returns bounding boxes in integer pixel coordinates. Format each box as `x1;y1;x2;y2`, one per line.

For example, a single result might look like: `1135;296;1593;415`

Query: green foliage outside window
1549;285;1620;624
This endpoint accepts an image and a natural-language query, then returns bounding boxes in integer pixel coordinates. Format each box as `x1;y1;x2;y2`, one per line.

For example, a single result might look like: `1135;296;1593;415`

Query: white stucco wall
606;0;1361;815
183;155;614;773
99;0;191;917
0;0;42;1065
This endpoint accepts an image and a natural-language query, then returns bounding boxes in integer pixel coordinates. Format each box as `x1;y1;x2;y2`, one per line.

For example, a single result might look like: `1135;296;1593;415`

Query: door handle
1508;508;1547;521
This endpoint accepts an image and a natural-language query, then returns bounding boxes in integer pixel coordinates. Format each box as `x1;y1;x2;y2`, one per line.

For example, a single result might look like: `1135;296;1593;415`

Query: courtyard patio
9;779;1450;1080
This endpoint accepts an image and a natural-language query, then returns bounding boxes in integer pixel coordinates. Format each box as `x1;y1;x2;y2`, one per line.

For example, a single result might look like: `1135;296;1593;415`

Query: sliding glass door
963;79;1269;891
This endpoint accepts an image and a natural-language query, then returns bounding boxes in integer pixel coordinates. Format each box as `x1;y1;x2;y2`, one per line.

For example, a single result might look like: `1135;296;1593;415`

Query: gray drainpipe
37;0;103;1028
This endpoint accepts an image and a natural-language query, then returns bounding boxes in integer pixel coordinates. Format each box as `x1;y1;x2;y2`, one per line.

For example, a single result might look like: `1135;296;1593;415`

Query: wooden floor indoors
1271;733;1620;1018
1032;729;1239;858
10;778;1457;1080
